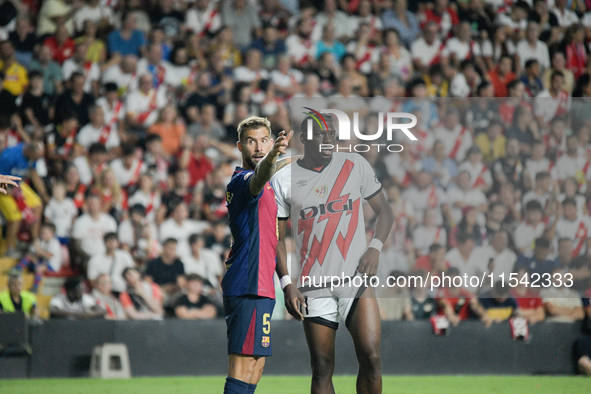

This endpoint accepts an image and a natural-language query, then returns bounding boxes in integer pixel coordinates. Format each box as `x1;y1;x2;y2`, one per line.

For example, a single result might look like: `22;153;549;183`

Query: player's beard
244;153;265;170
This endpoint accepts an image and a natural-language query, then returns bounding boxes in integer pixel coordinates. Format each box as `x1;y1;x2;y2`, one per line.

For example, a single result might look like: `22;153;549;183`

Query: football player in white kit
273;113;393;393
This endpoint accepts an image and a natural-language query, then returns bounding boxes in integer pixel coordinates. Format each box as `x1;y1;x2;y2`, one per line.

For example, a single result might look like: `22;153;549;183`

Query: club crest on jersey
314;185;328;198
262;336;270;347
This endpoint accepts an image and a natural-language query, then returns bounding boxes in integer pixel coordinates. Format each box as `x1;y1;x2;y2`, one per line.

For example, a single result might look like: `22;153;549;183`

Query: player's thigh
343;288;381;358
0;194;21;222
224;296;275;358
21;183;41;208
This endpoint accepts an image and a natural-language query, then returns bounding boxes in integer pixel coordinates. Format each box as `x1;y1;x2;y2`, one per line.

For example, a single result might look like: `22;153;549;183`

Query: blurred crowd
0;0;590;331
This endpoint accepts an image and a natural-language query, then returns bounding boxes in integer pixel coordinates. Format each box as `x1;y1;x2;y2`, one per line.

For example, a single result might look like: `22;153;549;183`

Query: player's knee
359;348;381;373
311;353;335;378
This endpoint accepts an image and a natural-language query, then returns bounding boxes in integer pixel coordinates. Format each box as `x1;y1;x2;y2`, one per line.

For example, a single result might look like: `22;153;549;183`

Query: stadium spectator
509;268;546;324
28;44;63;95
159;202;209;260
87;232;135;295
436;267;479;326
515;237;557;275
71;193;117;264
107;11;146;57
0;274;37;317
145;237;185;299
54;72;94;126
488;56;516;98
433;107;472;163
473;230;517;281
478;281;518;325
119;267;164;320
43;181;77;242
409;270;437;319
548;197;591;257
49;277;105;319
382;0;420;47
516;22;550;71
521;59;544;98
43;25;76;65
221;0;261;50
182;233;222;290
0;40;28;97
173;273;217;320
20;70;52;133
125;73;168;130
17;222;61;291
513;201;546;257
412;208;447;257
540;266;585;322
9;16;36;68
91;273;126;320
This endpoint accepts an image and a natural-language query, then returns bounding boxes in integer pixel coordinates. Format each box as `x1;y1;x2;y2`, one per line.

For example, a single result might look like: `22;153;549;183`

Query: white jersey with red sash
98;100;123;145
434;123;472;162
555;216;591;257
535;89;572;125
459;161;492;189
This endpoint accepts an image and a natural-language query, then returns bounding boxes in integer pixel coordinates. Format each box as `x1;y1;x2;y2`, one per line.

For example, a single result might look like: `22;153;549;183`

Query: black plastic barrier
0;320;584;378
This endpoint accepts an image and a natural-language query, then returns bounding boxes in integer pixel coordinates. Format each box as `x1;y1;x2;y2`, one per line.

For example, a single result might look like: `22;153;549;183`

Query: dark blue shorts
224;295;275;357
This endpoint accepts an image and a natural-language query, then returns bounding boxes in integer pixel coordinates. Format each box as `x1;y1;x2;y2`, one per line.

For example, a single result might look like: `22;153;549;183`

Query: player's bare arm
248;130;293;197
276;219;306;321
357;191;394;277
0;174;21;194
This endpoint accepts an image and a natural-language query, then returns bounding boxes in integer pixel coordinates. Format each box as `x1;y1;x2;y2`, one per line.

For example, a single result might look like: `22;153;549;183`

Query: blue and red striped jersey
222;168;278;298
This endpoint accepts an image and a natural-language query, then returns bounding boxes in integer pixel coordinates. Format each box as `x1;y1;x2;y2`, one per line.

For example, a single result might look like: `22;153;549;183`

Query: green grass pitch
1;376;591;394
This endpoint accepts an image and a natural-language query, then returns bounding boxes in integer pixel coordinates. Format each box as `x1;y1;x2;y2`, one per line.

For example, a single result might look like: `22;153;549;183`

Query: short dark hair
189;233;203;245
28;70;43;79
525;200;543;212
104;232;118;243
429;243;444;254
186;273;206;283
562;197;577;207
104;82;118;92
163;238;178;246
41;222;56;234
534;237;550;249
525;59;539;69
88;143;107;155
64;277;81;292
122;267;137;279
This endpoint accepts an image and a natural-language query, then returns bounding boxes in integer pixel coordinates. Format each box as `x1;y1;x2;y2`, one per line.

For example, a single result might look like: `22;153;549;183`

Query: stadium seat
21;273;35;291
0;257;16;273
35;295;53;320
0;273;7;292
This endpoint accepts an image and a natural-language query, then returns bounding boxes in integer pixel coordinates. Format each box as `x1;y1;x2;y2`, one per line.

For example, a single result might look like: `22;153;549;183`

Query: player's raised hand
356;247;380;277
284;283;306;321
270;130;293;159
0;174;21;194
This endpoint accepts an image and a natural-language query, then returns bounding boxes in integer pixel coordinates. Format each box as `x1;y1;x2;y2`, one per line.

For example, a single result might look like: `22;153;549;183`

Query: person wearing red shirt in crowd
436;267;484;326
43;25;75;65
509;267;546;324
413;243;450;278
563;24;588;80
420;0;459;38
488;55;516;98
177;134;214;188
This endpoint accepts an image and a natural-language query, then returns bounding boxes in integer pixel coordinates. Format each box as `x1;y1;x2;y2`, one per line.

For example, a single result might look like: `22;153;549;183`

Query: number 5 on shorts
262;313;270;334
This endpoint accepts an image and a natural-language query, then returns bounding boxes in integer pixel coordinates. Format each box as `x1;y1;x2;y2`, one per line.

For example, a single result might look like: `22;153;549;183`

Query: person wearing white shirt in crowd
497;1;528;33
87;232;135;294
557;177;588;217
43;181;78;241
95;83;125;142
516;22;551;71
445;233;482;279
118;204;158;251
159;202;210;262
411;21;442;73
127;174;162;224
346;22;380;75
402;170;449;226
136;42;178;88
472;230;517;289
412;208;447;257
73;143;109;186
286;17;317;69
74;0;114;32
555;135;588;184
126;74;168;129
551;0;580;27
30;223;63;273
433;107;473;163
547;197;591;257
102;55;140;97
71;194;118;259
350;0;383;38
291;74;327;124
109;144;146;188
185;0;222;37
62;42;100;96
77;105;121;152
447;170;488;226
524;140;556;188
233;48;270;84
459;146;493;193
310;0;352;42
522;172;552;210
442;22;481;63
270;55;304;100
183;233;223;290
540;267;585;322
513;200;546;257
49;277;106;320
535;71;571;125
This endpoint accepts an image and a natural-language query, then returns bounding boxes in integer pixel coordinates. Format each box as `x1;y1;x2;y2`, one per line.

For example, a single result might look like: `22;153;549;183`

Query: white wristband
368;238;383;252
280;275;292;290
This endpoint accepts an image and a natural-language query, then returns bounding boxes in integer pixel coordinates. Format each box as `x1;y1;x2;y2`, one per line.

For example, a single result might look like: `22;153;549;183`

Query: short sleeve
357;156;381;200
